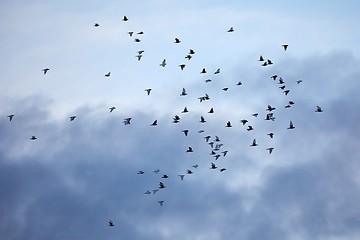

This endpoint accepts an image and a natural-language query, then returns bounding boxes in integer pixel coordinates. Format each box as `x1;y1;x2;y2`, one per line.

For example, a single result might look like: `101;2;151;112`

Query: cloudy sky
1;0;360;239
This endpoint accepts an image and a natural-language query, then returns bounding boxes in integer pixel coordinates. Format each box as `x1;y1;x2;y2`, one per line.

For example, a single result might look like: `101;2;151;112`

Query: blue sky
1;1;360;240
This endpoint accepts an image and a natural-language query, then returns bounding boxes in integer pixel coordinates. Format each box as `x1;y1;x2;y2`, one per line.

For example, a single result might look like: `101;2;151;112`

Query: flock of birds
4;15;325;227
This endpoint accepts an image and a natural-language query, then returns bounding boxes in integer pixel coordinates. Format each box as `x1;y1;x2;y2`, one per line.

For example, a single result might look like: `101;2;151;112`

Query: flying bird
282;44;288;51
159;182;165;189
240;119;248;125
179;64;186;70
137;170;145;174
123;118;131;125
134;38;141;42
267;105;276;112
226;121;232;127
123;15;128;21
192;164;199;169
210;163;217;169
200;68;207;74
174;38;181;43
208;107;214;113
162;174;169;179
105;72;111;77
30;136;37;140
258;55;264;61
220;168;227;172
199;116;206;123
158;200;164;206
137;31;144;34
267;133;274;138
7;114;14;121
159;59;166;67
227;27;234;32
136;54;143;61
247;125;254;131
189;49;195;54
173;115;180;123
288;121;295;129
42;68;49;74
182;107;188;113
186;147;193;153
296;80;303;84
108;220;114;227
69;116;76;121
266;147;274;154
250;139;258;147
222;87;229;91
128;31;134;37
222;150;228;157
182;129;189;136
151;120;158;126
187;169;193;174
94;23;99;27
145;88;152;95
180;88;187;96
315;106;324;112
214;68;220;74
145;190;151;195
178;174;185;180
109;107;116;113
154;169;160;174
185;55;192;60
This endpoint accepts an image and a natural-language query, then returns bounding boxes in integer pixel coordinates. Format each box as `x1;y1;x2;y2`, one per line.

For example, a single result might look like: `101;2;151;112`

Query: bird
144;190;151;195
123;118;132;125
159;59;166;67
240;119;248;125
157;200;164;206
105;72;111;77
258;55;264;61
151;120;158;126
227;27;234;32
247;125;254;131
199;116;206;123
266;147;274;154
159;182;165;189
30;136;37;140
287;121;295;129
154;169;160;174
127;31;134;37
189;49;195;54
236;81;243;86
137;31;144;34
152;189;159;194
283;90;290;95
109;107;116;113
265;113;275;121
7;114;14;121
222;87;229;91
137;50;145;54
267;133;274;138
173;115;180;123
282;44;288;51
279;85;286;90
69;116;76;121
267;59;273;65
266;105;276;112
162;174;169;179
185;55;192;60
226;121;232;127
250;139;258;147
205;79;212;83
214;68;220;74
180;88;187;96
186;147;193;153
198;130;205;133
145;88;152;95
315;106;323;112
214;155;221;160
296;80;303;84
108;220;115;227
179;64;186;70
136;54;143;61
192;164;199;169
174;38;181;43
137;170;145;174
271;75;278;81
94;23;99;27
134;38;141;42
252;113;259;117
42;68;49;74
187;169;193;174
204;135;211;142
200;68;207;74
220;168;227;172
182;130;189;136
182;107;188;113
178;174;185;180
278;77;285;84
208;107;214;113
222;150;228;157
123;15;128;21
210;162;217;169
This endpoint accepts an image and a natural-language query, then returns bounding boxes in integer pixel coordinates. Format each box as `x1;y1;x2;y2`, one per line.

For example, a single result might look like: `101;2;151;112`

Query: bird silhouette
214;68;220;74
267;133;274;138
180;88;187;96
108;220;114;227
7;114;14;121
227;27;234;32
282;44;288;51
145;88;152;95
123;15;128;21
250;139;258;146
178;174;185;180
179;64;186;70
94;23;99;27
226;121;232;127
182;107;188;113
220;168;227;172
128;31;134;37
288;121;295;129
69;116;76;121
210;162;217;169
42;68;49;74
258;55;264;61
151;120;158;126
105;72;111;77
159;59;166;67
30;136;37;140
182;129;189;136
266;147;274;154
186;147;193;152
208;107;214;113
200;68;207;74
123;118;131;125
199;116;206;123
159;182;165;189
158;200;164;206
315;106;323;112
174;38;181;43
109;107;116;113
137;170;145;174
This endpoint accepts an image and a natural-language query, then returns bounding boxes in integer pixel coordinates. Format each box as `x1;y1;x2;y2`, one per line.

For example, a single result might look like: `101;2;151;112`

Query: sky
1;0;360;239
